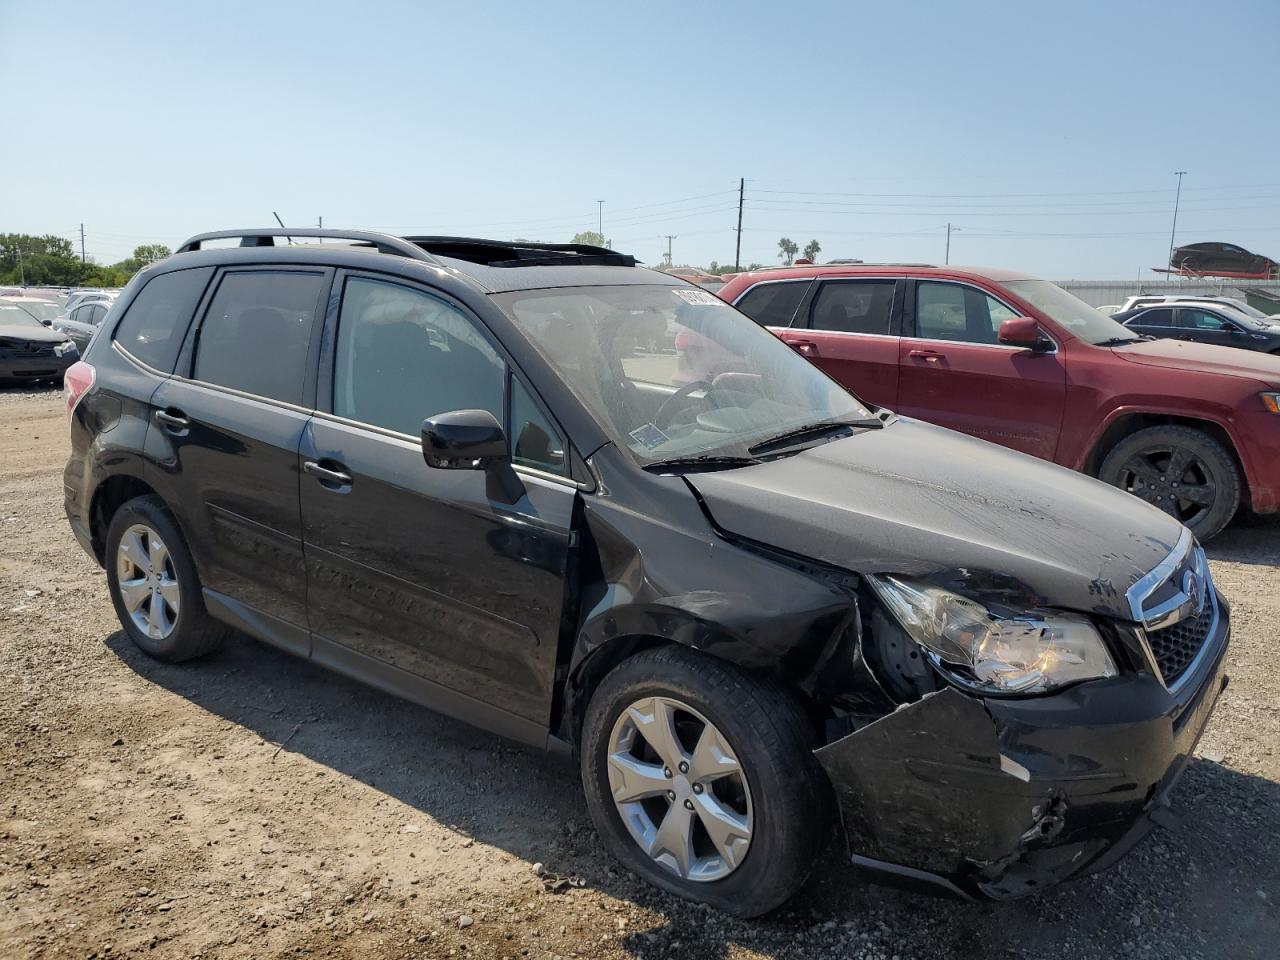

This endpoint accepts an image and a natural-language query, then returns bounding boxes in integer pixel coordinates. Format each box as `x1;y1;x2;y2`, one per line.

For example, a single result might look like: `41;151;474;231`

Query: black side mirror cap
421;409;524;504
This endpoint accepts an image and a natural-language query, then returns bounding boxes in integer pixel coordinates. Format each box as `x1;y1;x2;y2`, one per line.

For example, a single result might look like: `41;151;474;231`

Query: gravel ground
1;386;1277;960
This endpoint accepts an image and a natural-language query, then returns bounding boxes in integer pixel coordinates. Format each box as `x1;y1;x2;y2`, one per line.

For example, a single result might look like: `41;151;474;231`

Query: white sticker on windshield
672;288;721;306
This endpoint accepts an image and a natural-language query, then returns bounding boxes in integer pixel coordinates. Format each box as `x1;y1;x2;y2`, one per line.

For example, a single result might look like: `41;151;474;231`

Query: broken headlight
867;576;1117;694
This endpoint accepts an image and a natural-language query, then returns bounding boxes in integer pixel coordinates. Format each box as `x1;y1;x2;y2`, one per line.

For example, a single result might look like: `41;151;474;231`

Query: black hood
0;323;68;344
686;418;1183;620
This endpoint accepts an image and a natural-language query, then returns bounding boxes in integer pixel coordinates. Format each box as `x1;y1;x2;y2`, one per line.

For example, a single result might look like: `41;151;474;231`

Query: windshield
1000;279;1139;345
495;284;872;465
12;300;62;322
1225;301;1268;320
0;304;45;329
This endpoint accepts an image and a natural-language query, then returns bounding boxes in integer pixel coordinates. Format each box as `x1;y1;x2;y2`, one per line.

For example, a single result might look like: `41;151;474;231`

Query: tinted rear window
810;280;896;334
112;268;214;372
734;280;810;327
193;271;325;404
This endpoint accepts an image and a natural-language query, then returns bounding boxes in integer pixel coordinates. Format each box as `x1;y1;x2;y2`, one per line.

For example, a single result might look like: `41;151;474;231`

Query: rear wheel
580;645;828;917
1098;425;1240;541
105;496;230;661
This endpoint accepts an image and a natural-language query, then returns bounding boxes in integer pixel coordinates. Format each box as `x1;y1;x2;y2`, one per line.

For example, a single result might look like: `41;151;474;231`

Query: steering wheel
653;379;714;430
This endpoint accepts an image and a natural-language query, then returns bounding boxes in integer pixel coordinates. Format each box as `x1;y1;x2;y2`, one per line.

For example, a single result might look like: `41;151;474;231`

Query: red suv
719;264;1280;540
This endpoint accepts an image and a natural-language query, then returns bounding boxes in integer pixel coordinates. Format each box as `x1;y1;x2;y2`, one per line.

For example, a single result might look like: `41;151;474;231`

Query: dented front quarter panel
567;444;892;714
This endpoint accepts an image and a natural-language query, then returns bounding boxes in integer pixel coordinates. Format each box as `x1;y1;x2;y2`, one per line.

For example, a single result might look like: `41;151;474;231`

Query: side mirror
421;409;525;504
998;317;1051;352
40;318;53;326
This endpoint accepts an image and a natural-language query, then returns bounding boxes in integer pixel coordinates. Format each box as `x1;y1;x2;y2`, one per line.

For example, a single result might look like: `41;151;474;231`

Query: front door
300;274;576;738
896;279;1066;460
1176;307;1244;349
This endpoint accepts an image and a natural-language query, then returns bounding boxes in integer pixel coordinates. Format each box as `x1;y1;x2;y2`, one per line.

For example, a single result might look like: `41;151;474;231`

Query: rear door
782;277;902;409
896;279;1066;460
299;273;576;741
144;266;331;650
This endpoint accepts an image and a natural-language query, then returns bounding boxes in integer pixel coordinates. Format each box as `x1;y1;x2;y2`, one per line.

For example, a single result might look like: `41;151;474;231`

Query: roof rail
403;236;637;268
175;228;442;264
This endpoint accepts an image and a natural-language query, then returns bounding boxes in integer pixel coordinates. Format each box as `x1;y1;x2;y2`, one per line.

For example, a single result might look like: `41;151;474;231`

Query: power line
748;182;1280;198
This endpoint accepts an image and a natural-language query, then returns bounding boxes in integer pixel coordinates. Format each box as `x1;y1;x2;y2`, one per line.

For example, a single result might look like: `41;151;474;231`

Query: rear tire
1098;425;1240;541
105;495;230;662
580;645;828;917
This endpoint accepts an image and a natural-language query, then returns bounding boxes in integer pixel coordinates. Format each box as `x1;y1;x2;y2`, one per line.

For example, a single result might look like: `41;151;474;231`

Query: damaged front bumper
815;615;1230;901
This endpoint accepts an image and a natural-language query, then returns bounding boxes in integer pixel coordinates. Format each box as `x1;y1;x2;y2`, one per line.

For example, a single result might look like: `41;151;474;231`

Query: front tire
1098;425;1240;541
580;646;828;917
105;495;229;662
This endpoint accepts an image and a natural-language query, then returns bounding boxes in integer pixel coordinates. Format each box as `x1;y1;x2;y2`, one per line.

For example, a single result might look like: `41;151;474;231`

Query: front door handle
908;349;944;362
303;460;353;489
789;339;820;357
154;408;190;431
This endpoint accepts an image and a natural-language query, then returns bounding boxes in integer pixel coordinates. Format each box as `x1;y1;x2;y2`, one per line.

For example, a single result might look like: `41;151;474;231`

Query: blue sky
3;0;1278;278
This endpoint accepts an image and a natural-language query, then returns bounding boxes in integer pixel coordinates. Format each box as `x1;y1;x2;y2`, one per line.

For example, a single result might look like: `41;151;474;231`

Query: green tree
803;239;821;262
777;237;798;266
133;244;171;267
0;234;84;285
571;230;606;247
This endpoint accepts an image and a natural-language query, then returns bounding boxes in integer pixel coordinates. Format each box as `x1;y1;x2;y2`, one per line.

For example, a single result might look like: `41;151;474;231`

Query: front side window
113;267;214;372
810;280;896;335
735;280;810;327
1179;309;1232;331
510;376;567;475
914;281;1015;345
193;271;325;404
494;284;870;466
334;277;505;437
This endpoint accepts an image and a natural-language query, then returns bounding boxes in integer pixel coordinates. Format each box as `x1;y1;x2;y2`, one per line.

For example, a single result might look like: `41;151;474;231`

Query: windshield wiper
643;454;761;473
1093;336;1145;346
748;418;882;455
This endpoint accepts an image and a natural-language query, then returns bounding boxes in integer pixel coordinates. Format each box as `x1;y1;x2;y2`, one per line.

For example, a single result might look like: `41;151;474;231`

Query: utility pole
80;223;86;264
596;201;604;245
734;177;744;271
944;222;956;265
318;215;323;243
663;235;676;268
16;243;24;287
1167;171;1187;276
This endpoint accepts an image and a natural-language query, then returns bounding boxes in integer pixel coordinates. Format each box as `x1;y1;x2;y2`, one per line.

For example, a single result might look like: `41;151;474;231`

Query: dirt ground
1;386;1277;960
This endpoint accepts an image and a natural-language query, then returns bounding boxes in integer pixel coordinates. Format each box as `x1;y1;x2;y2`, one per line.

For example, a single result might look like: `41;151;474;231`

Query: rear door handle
907;349;943;362
789;339;820;357
303;460;353;489
154;409;190;431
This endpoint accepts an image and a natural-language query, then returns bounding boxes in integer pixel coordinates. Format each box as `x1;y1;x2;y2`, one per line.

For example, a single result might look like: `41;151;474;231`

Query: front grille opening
1147;603;1213;686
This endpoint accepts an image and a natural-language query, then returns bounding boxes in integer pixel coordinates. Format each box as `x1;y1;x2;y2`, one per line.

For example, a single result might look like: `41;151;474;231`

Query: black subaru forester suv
64;229;1229;915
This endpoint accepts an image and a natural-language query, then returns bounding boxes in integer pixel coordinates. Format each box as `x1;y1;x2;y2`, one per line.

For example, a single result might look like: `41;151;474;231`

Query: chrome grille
1127;529;1219;689
1146;600;1213;686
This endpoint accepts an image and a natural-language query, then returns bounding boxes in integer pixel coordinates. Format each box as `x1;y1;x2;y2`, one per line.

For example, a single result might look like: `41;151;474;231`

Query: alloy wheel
115;523;181;640
606;696;753;882
1117;445;1217;524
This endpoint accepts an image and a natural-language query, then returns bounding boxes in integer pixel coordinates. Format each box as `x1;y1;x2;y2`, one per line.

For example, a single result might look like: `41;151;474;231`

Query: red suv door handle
789;339;820;357
908;349;944;362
